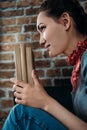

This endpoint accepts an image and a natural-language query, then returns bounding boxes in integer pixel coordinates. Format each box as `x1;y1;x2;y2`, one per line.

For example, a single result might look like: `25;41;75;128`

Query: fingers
14;90;24;104
15;98;23;104
14;95;26;105
32;69;40;86
13;84;22;93
10;78;27;88
13;85;22;99
10;78;19;84
14;91;21;99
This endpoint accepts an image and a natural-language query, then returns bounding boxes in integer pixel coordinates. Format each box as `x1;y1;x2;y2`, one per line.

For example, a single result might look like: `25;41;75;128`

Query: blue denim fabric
2;104;67;130
71;50;87;122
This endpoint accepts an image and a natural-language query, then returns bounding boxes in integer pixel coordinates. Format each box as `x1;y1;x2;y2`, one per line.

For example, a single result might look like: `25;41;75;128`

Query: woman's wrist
42;95;56;112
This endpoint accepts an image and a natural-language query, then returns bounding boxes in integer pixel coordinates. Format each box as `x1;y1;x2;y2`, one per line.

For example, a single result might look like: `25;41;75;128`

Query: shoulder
73;50;87;121
81;49;87;63
80;50;87;81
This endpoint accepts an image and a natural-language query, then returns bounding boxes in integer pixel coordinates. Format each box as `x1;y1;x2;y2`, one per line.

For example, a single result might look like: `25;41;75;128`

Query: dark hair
39;0;87;35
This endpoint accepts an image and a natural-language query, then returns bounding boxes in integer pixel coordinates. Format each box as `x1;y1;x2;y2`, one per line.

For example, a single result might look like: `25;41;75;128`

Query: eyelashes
39;26;46;32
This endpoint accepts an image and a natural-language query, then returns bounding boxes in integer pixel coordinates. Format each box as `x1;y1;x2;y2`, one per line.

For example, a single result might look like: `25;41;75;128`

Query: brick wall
0;0;87;129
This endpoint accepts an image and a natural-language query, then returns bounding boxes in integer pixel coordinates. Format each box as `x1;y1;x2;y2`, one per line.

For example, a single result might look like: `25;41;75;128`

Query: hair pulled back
39;0;87;35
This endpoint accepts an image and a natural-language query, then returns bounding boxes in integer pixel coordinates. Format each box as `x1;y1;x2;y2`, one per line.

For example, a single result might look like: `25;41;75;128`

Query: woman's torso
71;50;87;122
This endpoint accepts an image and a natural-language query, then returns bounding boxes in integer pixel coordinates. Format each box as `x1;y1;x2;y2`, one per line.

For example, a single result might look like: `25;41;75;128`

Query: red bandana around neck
67;38;87;92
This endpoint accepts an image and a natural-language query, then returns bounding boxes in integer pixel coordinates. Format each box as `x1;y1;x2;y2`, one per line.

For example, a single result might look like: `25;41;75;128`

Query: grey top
71;50;87;122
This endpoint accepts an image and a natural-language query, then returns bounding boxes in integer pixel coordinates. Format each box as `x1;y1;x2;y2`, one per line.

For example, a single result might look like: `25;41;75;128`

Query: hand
10;70;50;109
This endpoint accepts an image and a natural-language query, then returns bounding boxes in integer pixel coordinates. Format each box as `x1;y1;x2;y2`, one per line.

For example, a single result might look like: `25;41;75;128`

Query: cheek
43;26;68;56
50;34;68;56
45;25;65;43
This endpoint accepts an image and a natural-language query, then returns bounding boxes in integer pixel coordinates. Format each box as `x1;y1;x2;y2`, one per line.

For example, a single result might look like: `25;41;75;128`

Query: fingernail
10;78;16;83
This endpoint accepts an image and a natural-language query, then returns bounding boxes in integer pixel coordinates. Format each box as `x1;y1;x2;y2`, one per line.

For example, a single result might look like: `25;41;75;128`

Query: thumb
32;69;40;85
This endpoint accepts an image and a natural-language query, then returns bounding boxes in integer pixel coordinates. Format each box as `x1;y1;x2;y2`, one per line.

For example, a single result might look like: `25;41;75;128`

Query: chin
49;51;57;57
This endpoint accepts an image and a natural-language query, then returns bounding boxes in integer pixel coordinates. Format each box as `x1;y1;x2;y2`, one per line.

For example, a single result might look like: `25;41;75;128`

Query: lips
45;44;50;50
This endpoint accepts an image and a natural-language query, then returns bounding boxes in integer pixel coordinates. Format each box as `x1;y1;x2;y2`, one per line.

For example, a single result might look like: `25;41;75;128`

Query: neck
65;33;86;56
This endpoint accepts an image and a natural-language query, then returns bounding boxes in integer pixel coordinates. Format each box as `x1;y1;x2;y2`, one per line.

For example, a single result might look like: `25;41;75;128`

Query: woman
3;0;87;129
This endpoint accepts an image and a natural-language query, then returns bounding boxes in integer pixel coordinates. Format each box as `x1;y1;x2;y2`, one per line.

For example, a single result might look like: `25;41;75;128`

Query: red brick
18;34;30;41
36;69;44;77
34;51;42;58
30;16;37;23
9;90;14;98
54;59;68;67
17;0;29;8
0;44;14;51
0;110;9;118
35;60;50;68
29;0;42;6
24;25;36;32
46;69;61;77
0;81;13;88
0;90;5;97
32;33;39;41
17;17;29;24
0;71;14;79
43;51;50;58
0;53;13;60
25;42;41;49
26;8;38;15
0;42;40;52
19;42;40;48
1;100;14;108
0;1;16;8
0;36;15;43
0;62;15;69
40;79;51;86
17;1;29;8
0;9;24;17
0;18;16;26
0;26;21;34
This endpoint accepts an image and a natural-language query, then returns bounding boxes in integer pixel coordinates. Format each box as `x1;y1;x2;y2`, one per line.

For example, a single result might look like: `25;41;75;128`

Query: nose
39;36;46;46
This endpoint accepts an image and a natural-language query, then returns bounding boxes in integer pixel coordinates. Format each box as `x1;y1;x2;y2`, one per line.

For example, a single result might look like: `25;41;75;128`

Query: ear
59;12;71;31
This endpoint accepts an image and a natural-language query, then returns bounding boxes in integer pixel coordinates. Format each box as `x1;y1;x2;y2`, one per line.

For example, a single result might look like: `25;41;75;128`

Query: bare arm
43;95;87;130
11;70;87;130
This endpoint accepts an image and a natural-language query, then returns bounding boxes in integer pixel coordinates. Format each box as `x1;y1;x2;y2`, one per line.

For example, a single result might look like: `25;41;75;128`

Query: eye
40;26;46;32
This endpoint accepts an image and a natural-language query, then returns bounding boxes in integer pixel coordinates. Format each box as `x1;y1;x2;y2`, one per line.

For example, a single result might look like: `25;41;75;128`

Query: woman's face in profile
37;11;69;57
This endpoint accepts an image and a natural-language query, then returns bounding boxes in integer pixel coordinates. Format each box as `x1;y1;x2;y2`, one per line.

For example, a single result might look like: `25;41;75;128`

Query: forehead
37;11;54;26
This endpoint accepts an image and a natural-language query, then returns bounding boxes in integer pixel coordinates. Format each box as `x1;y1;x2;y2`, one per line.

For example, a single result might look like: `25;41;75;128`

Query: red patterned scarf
67;38;87;92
